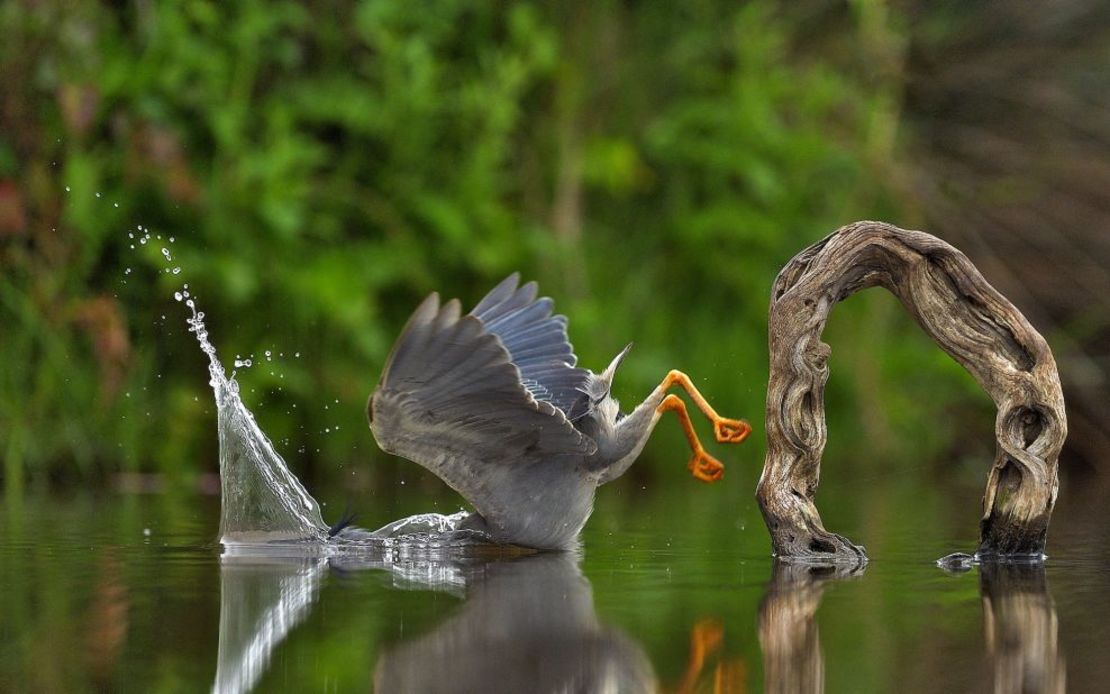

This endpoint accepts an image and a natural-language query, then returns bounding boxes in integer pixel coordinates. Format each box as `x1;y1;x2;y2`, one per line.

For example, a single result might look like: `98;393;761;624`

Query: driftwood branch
758;221;1066;562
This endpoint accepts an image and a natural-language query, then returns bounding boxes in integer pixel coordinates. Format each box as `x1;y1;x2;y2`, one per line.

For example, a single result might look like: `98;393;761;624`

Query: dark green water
2;469;1108;693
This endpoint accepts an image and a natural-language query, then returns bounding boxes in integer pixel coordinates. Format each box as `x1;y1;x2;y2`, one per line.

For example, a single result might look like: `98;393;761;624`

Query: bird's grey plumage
468;274;590;418
369;274;674;549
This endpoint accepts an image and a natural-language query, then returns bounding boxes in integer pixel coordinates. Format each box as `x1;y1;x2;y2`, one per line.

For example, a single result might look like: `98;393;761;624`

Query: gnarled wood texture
758;221;1066;562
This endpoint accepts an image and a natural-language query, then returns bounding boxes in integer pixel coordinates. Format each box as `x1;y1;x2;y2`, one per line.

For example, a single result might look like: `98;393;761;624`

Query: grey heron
368;274;750;549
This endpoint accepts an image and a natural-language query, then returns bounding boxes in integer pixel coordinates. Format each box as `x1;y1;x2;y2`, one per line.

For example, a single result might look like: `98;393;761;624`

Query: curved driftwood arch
758;221;1066;562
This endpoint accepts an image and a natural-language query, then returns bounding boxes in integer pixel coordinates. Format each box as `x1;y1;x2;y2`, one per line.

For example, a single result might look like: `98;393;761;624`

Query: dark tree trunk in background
903;0;1110;472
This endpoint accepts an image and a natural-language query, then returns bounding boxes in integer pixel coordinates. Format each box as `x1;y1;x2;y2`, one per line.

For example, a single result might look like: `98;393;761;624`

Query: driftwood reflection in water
374;551;654;692
757;561;864;694
757;559;1066;694
980;562;1065;694
211;547;654;694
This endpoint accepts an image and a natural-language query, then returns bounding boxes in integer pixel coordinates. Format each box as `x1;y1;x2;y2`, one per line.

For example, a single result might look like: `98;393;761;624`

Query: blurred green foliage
0;0;991;493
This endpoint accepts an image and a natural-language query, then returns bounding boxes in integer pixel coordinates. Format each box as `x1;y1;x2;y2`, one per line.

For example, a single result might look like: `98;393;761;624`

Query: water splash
181;293;327;545
177;288;491;550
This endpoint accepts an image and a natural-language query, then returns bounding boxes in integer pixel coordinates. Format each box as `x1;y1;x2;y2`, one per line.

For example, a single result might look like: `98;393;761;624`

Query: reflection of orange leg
713;658;748;694
661;370;752;444
658;395;725;483
676;618;725;694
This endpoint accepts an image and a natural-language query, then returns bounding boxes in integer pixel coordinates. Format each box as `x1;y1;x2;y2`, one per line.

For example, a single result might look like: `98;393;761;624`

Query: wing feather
370;292;596;505
467;274;589;416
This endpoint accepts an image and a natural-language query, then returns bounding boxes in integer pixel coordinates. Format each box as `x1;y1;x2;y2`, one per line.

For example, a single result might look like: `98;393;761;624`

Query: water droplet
128;232;134;239
161;248;171;260
169;236;175;243
140;237;147;245
124;268;132;275
95;192;101;198
172;267;181;274
65;186;71;192
174;292;183;301
113;203;119;208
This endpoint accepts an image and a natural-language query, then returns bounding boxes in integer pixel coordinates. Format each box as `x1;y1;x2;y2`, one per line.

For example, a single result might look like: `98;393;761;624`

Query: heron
368;274;750;550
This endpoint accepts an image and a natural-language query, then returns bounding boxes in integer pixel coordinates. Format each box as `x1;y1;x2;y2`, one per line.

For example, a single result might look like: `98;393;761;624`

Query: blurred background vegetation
1;0;1106;499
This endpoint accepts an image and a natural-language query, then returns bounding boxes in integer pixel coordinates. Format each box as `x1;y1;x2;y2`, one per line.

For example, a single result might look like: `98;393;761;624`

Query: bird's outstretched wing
469;274;590;419
369;292;597;504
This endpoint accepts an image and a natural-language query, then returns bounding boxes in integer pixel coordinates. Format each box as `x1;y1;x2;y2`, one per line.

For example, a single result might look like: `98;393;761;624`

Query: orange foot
689;450;725;483
714;418;751;444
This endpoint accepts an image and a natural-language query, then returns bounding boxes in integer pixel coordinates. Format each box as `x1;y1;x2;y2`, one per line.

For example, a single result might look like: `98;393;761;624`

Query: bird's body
368;274;749;550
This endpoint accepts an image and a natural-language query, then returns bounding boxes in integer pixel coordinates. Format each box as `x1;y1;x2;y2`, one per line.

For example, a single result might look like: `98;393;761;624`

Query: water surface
2;474;1107;693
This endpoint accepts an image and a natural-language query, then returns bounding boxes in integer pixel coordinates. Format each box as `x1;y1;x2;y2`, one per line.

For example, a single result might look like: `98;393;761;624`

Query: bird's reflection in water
757;560;864;694
211;546;655;694
979;562;1065;694
374;551;655;692
213;542;488;694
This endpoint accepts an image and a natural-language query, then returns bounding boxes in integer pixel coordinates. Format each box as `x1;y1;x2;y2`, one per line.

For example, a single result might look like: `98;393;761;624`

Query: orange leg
661;370;752;444
658;394;725;483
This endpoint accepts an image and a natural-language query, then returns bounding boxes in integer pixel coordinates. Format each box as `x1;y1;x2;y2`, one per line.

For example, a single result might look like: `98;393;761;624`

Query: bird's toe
714;418;751;444
688;451;724;483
